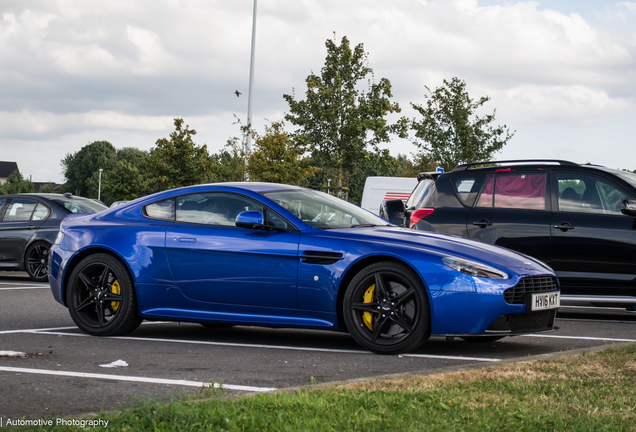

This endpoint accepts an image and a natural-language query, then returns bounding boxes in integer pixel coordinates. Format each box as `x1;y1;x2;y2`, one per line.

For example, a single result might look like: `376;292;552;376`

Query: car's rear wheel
25;242;50;282
343;262;430;354
67;254;142;336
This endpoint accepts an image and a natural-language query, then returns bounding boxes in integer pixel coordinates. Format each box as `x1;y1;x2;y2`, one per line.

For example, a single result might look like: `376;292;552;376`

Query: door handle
472;219;493;228
26;225;37;230
178;237;197;243
553;223;575;231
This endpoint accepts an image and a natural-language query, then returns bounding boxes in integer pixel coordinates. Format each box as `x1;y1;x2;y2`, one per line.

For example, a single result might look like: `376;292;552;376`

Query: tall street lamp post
98;169;103;201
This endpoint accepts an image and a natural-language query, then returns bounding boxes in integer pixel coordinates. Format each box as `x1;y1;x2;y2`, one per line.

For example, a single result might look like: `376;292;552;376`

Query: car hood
331;226;553;275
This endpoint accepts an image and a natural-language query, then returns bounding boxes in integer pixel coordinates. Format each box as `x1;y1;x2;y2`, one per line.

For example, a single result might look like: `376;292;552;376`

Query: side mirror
379;199;406;227
235;210;265;229
621;200;636;217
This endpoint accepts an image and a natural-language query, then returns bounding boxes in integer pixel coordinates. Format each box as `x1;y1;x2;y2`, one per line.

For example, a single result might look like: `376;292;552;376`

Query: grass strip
17;343;636;431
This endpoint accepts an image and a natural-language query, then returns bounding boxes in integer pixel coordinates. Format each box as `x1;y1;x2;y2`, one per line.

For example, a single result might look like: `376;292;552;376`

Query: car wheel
67;253;142;336
459;336;505;343
343;262;430;354
25;242;50;282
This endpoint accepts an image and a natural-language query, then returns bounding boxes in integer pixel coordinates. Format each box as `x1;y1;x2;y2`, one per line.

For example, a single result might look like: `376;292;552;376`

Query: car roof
449;160;627;175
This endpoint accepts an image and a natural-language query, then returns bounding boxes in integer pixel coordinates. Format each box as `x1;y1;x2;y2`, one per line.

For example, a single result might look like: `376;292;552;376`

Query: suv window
557;173;631;215
476;172;547;210
452;177;478;205
405;179;434;209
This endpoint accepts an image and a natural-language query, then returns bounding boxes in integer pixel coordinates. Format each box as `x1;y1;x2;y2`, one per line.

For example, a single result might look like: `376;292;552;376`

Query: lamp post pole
98;169;103;201
246;0;257;155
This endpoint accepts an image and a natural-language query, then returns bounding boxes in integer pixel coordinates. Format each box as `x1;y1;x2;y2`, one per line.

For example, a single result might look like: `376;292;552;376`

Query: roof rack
452;160;579;172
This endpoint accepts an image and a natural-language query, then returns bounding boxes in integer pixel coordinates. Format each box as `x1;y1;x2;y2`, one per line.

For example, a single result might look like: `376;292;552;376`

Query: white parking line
0;366;276;392
26;330;504;362
522;334;636;343
0;286;50;290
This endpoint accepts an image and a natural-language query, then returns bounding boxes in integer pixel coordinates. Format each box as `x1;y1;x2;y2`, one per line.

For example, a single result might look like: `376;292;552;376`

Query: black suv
383;160;636;308
0;193;107;281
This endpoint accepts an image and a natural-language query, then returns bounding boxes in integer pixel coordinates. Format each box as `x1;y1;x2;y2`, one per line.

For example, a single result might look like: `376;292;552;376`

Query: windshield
614;170;636;191
52;198;108;214
262;189;390;229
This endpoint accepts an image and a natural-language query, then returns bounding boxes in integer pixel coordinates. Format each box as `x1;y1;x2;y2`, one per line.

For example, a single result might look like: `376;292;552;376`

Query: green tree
104;160;145;202
284;35;407;192
61;141;117;197
145;118;216;193
0;171;35;194
247;121;317;184
102;147;149;202
410;77;514;172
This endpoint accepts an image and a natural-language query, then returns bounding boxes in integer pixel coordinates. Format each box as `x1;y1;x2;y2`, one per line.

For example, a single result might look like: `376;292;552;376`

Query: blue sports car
48;182;560;354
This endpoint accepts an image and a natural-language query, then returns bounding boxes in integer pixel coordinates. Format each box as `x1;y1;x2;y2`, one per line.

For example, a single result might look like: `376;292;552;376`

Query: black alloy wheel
67;253;142;336
343;262;430;354
25;242;50;282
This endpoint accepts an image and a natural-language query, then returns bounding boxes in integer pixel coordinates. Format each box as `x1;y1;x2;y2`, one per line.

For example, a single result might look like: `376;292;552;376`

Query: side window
145;198;175;220
477;173;547;210
175;193;261;226
453;177;477;204
558;173;631;215
3;199;38;221
32;203;51;221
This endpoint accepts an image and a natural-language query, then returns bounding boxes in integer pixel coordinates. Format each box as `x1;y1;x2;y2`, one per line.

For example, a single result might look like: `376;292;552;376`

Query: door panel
0;199;45;264
466;172;552;263
551;172;636;286
164;192;300;308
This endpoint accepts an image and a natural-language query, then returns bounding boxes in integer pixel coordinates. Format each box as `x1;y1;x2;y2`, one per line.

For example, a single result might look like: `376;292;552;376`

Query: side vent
299;251;344;265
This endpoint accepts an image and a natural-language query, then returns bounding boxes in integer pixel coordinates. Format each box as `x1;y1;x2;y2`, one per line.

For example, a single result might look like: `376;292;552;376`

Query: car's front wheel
25;241;50;282
66;254;142;336
343;262;430;354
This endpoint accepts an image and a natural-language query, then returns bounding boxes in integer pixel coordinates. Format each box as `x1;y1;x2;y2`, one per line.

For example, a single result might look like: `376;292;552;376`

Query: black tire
343;262;430;354
459;336;505;343
25;242;50;282
66;253;142;336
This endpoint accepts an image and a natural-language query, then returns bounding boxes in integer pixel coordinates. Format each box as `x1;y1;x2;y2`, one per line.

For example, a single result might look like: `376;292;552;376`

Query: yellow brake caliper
362;284;375;330
110;280;121;312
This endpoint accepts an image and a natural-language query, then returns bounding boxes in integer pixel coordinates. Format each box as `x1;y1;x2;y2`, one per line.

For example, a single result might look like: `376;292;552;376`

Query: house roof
0;161;19;178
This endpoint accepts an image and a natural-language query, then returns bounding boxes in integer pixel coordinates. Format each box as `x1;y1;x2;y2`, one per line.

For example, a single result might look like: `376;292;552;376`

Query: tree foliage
247;121;317;184
0;171;35;194
61;141;117;197
410;77;514;172
145;118;216;193
284;35;407;190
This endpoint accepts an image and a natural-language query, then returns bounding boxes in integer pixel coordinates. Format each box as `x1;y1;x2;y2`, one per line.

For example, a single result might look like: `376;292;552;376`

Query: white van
360;177;417;215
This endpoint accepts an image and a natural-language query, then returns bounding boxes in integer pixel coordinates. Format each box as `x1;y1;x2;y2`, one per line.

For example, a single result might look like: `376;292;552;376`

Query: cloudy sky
1;0;635;183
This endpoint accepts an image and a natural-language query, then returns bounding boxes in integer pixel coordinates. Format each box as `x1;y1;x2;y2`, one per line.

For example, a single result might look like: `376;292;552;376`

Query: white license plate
529;291;560;311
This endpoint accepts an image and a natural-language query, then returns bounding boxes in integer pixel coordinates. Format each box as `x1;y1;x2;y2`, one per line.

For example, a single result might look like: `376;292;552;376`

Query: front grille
504;276;558;304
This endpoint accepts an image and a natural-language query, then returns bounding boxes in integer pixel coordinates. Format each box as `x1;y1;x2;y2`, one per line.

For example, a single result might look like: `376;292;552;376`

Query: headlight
54;231;65;245
442;257;509;280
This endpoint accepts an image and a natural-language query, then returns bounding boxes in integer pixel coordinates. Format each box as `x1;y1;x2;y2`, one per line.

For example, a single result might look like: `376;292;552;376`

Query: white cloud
0;0;635;182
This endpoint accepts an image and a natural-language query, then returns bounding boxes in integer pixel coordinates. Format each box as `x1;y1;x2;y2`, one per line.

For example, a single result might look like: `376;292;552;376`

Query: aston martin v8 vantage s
49;182;560;354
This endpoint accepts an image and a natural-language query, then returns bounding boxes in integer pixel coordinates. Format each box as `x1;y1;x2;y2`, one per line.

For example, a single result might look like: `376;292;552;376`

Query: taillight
409;208;435;229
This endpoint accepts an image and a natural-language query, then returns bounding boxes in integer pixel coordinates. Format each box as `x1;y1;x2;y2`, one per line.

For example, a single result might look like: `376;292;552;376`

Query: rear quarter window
451;176;483;207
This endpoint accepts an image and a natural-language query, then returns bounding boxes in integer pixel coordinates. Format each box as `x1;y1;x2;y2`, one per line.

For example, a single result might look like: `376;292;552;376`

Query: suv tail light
410;208;435;228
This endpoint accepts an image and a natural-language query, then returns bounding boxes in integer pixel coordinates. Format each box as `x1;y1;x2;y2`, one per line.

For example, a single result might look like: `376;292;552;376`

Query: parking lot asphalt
1;272;635;420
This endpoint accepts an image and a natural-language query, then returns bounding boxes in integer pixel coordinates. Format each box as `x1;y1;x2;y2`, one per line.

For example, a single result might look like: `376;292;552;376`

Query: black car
383;160;636;308
0;193;107;281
